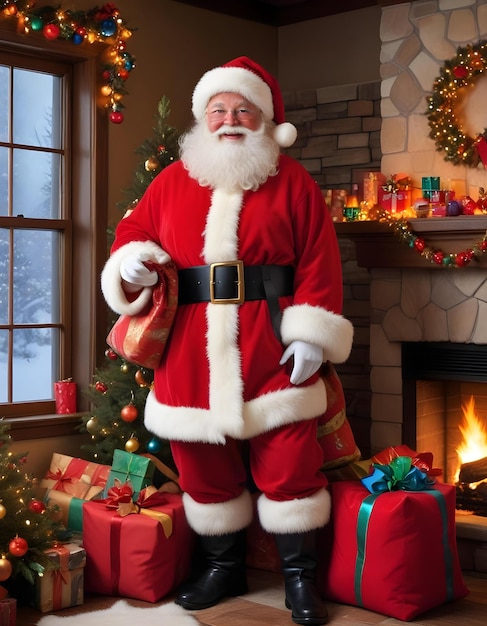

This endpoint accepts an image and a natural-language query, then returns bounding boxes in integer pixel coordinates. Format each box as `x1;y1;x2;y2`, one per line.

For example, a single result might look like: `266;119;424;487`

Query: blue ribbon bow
360;456;436;494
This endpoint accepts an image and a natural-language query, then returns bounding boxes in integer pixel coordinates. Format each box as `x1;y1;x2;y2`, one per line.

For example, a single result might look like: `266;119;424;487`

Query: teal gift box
105;450;155;497
422;176;440;199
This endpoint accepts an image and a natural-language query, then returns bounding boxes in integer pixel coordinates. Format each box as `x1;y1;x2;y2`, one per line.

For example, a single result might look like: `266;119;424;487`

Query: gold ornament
125;435;140;452
86;417;99;435
0;557;12;582
120;362;130;374
0;503;6;519
144;156;159;172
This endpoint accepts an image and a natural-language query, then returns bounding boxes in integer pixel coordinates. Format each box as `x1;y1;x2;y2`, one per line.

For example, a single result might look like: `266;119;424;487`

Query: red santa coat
101;155;353;444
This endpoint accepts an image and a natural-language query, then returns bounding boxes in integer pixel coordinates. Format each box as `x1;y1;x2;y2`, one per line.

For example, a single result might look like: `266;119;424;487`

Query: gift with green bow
323;457;469;621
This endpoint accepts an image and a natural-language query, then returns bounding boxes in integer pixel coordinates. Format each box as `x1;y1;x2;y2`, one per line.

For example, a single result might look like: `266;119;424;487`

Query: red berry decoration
432;251;444;265
109;110;124;124
43;23;61;40
413;237;425;252
28;499;46;514
453;65;468;79
121;403;138;422
9;537;28;557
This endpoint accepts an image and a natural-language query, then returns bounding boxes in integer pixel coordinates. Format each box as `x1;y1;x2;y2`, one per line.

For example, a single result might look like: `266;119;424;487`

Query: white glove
120;253;158;288
280;340;323;386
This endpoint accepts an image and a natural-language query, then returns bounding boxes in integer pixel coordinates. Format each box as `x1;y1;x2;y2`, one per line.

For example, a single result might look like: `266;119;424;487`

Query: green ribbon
67;497;84;532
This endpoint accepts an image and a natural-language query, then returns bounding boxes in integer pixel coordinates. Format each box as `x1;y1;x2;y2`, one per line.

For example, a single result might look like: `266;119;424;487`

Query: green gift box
105;450;155;497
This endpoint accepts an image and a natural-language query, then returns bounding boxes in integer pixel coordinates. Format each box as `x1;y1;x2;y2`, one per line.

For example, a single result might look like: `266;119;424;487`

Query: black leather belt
178;262;294;340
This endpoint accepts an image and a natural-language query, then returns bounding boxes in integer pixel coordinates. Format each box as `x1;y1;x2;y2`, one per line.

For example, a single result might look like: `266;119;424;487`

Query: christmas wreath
427;40;487;168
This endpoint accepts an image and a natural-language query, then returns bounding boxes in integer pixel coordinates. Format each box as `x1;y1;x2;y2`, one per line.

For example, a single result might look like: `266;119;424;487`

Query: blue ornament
147;437;162;453
124;60;133;71
100;18;117;37
72;33;84;45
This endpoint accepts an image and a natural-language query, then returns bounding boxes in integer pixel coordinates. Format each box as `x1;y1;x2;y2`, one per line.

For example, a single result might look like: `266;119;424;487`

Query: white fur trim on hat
192;66;273;122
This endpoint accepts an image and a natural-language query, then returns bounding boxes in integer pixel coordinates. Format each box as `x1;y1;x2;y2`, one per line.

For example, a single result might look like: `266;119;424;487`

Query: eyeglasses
206;107;258;121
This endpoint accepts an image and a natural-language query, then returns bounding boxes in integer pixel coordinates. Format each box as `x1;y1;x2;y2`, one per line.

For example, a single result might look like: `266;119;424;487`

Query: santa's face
206;92;262;137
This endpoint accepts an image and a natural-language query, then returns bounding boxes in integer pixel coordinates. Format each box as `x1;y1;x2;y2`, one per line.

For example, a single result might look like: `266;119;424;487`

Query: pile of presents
3;366;470;623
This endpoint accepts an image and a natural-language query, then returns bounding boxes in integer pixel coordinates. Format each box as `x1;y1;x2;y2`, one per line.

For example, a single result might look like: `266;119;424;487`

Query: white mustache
214;125;252;137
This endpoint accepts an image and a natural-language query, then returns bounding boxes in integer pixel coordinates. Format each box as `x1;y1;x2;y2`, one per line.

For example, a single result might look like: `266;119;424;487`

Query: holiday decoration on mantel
0;1;135;123
427;40;487;168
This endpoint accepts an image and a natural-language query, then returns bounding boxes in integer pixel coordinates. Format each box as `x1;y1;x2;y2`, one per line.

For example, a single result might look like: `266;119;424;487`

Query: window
0;28;108;435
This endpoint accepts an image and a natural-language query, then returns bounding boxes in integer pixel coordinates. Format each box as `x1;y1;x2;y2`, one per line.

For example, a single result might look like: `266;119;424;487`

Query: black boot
274;531;328;625
175;530;248;610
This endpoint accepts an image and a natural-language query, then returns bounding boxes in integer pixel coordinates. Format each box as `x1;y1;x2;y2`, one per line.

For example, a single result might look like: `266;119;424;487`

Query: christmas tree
0;421;63;590
79;96;179;471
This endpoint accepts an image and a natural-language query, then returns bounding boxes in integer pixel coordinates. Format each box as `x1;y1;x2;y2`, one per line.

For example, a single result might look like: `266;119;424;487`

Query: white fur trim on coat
182;489;253;535
144;378;327;444
257;487;331;534
281;304;354;364
101;241;170;316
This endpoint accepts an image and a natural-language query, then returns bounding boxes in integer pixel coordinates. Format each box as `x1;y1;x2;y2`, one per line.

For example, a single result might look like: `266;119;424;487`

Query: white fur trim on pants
182;489;253;536
257;488;331;534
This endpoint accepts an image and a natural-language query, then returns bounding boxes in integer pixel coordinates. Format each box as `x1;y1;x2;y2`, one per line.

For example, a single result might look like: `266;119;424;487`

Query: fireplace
402;342;487;515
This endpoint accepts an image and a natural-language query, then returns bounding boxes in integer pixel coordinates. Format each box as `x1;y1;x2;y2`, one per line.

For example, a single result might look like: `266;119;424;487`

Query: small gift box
0;598;16;626
83;486;193;602
323;457;469;621
54;379;77;414
378;174;411;214
33;543;86;612
41;454;110;531
104;450;155;499
422;176;440;199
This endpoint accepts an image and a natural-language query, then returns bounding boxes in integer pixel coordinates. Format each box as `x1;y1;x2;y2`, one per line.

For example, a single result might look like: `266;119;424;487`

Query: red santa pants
170;418;327;504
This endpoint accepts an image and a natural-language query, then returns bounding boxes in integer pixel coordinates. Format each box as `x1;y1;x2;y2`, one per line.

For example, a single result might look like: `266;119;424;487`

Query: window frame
0;23;108;438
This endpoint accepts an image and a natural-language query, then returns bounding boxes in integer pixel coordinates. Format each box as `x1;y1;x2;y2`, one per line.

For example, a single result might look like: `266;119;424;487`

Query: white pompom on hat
192;56;297;148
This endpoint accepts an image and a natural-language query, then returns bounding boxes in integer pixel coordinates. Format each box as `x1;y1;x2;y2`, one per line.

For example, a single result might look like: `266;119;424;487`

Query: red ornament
28;499;46;514
95;381;108;393
453;65;468;79
43;24;61;40
109;110;124;124
158;145;166;153
9;537;28;557
102;70;112;81
105;348;118;360
76;27;87;37
455;251;471;267
481;240;487;252
413;237;425;252
120;403;138;422
118;68;129;80
432;251;444;265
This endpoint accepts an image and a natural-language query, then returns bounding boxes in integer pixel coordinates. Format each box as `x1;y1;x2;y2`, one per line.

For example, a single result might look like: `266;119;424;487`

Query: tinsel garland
427;40;487;168
0;1;135;123
379;211;487;268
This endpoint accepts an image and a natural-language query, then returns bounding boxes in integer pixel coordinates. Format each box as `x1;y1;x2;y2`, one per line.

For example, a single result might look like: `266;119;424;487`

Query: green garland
0;1;135;123
378;210;487;268
427;40;487;168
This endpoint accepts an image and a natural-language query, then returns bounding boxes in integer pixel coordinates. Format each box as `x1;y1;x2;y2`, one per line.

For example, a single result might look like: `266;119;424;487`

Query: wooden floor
17;568;487;626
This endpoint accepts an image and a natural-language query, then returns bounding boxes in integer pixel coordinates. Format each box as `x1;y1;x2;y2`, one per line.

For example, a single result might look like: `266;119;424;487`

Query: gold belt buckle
209;260;245;304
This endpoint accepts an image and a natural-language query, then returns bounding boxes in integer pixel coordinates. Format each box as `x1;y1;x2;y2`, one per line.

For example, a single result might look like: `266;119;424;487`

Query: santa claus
101;56;353;625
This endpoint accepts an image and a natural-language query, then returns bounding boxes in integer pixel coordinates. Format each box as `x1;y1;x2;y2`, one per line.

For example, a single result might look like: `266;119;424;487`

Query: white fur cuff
257;488;331;533
182;490;253;535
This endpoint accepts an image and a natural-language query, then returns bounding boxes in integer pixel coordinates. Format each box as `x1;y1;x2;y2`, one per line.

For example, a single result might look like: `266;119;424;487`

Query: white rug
36;600;199;626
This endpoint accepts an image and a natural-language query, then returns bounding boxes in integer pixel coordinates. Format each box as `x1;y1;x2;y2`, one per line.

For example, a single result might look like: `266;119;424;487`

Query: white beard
179;120;280;191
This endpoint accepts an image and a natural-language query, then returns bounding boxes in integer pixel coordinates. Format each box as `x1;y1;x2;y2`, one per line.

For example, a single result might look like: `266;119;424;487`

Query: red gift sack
318;362;360;470
323;481;469;621
107;261;178;369
83;493;193;603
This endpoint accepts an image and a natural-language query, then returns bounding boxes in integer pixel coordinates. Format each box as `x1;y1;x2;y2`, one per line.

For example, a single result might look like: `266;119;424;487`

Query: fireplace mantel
335;216;487;269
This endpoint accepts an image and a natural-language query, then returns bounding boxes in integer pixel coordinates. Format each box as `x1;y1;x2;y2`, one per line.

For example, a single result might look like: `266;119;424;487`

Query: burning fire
454;396;487;485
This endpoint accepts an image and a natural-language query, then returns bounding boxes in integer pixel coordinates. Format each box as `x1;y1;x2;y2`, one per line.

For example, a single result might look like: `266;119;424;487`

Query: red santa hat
192;56;298;148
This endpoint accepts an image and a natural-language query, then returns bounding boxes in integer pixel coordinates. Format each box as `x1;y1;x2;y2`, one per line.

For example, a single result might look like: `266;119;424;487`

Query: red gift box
83;492;193;602
54;380;77;414
0;598;16;626
378;188;411;214
323;480;469;621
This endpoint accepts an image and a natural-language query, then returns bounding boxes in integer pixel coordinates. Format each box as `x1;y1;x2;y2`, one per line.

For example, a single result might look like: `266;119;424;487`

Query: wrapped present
41;453;110;500
104;450;154;499
351;445;442;479
0;598;16;626
54;379;77;414
41;454;110;532
318;362;360;471
378;173;411;214
34;543;85;613
83;489;193;602
246;494;281;573
323;458;469;621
